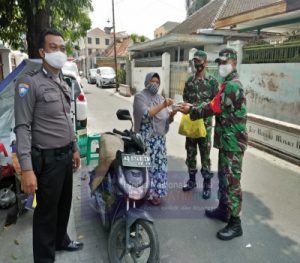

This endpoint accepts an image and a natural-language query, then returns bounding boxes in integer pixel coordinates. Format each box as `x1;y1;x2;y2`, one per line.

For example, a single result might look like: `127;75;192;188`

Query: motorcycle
90;109;160;263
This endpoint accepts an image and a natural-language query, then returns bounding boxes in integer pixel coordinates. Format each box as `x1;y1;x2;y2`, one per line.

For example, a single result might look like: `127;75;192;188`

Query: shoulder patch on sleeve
18;83;30;97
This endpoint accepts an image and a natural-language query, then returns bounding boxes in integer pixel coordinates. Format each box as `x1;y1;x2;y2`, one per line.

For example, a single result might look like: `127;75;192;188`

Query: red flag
209;83;226;113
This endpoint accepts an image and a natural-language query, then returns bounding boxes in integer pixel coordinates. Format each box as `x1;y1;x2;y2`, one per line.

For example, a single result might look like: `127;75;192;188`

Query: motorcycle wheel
108;219;159;263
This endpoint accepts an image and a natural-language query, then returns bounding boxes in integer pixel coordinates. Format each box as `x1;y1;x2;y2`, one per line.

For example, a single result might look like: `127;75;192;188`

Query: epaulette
25;69;39;76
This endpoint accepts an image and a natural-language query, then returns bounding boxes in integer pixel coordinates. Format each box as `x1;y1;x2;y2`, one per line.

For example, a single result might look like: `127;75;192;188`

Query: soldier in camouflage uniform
182;50;219;200
180;48;248;240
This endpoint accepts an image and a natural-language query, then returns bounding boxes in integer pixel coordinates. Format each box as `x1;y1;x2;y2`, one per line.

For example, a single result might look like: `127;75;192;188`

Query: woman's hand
169;110;177;123
163;98;174;108
149;98;174;117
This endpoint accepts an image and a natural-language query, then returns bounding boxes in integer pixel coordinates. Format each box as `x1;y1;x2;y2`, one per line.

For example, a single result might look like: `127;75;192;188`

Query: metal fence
207;64;222;84
169;62;189;100
242;39;300;64
169;62;221;99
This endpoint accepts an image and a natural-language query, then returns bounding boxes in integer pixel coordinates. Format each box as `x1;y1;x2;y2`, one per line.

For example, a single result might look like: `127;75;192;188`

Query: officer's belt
32;142;73;157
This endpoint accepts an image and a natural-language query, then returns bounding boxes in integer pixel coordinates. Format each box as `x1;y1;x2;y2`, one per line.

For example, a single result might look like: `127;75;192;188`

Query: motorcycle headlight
118;167;149;200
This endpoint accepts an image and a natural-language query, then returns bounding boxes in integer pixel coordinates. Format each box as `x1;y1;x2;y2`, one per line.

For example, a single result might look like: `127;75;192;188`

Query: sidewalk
0;161;106;263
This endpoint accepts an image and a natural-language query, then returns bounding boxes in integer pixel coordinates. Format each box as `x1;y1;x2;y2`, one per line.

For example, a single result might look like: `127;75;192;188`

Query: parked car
87;68;97;84
62;61;81;84
62;70;87;129
95;66;117;88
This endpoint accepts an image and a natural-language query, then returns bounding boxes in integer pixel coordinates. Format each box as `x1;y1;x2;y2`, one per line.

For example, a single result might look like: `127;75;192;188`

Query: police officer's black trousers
32;149;73;263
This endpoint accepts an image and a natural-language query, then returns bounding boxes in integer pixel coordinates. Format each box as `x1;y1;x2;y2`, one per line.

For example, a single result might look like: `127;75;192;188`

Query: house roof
159;21;180;31
169;0;225;34
214;0;300;33
128;33;224;52
105;37;133;57
87;27;108;37
218;0;282;20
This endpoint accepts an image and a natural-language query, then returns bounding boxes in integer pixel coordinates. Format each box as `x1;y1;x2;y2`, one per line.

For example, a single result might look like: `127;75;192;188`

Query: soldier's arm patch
18;83;30;97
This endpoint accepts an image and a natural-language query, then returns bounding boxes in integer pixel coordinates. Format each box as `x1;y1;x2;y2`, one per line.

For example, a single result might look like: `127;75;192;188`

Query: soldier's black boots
202;178;211;199
217;216;243;240
182;170;197;191
205;205;229;222
182;179;197;191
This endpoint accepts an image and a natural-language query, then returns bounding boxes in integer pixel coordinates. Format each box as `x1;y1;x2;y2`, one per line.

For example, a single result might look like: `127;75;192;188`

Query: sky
89;0;187;39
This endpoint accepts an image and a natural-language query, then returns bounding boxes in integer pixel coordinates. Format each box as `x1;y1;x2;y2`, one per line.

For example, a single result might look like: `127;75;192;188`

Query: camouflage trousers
218;150;244;217
185;127;212;178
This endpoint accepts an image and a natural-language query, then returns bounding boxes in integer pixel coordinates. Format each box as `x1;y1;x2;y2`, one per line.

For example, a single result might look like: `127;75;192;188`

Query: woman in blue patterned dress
133;72;176;205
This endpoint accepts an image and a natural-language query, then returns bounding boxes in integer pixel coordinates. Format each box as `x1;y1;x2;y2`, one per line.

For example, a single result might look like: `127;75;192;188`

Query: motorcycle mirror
116;109;132;121
116;109;133;130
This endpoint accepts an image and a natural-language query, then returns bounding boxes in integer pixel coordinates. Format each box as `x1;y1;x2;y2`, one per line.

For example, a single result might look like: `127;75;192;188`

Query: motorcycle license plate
121;154;151;167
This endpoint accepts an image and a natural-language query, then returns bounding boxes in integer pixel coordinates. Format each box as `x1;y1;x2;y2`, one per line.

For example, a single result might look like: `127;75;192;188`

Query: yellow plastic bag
178;114;207;138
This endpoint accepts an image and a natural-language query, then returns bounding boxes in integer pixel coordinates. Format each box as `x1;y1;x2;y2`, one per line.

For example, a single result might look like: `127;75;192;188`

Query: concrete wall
240;63;300;125
154;26;167;39
0;50;27;79
11;51;28;69
247;113;300;164
131;52;171;95
131;65;163;94
1;51;10;78
204;44;226;63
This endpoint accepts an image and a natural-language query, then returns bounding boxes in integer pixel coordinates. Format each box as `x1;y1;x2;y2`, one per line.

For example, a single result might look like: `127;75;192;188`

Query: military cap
215;48;237;63
193;50;207;60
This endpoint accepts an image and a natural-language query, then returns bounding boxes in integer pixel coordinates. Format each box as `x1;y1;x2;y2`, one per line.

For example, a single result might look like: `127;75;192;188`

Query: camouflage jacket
183;73;219;127
190;70;248;152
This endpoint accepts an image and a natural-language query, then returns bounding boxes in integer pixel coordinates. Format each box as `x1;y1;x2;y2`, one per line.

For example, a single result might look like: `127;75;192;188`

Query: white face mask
44;51;67;69
219;64;233;78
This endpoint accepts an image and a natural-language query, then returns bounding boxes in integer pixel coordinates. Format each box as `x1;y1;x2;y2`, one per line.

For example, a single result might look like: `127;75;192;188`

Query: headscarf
133;72;169;136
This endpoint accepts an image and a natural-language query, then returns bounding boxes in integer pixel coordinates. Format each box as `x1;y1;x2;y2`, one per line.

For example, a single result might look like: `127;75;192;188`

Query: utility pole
112;0;118;91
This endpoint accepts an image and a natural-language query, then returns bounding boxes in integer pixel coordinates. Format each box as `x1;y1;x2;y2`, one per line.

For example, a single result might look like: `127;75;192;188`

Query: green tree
0;0;92;58
130;33;138;43
117;68;126;84
139;35;146;42
130;34;146;43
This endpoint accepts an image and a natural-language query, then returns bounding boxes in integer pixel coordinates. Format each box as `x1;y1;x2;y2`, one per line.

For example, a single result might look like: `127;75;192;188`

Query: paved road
0;79;299;263
82;80;300;263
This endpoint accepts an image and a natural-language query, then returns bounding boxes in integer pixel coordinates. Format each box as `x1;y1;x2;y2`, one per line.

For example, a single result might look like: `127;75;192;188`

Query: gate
169;62;189;100
170;62;221;100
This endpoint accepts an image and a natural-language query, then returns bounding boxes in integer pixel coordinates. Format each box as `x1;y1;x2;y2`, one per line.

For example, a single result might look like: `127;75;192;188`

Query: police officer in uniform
180;48;248;240
182;50;219;199
14;28;83;263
